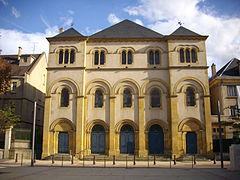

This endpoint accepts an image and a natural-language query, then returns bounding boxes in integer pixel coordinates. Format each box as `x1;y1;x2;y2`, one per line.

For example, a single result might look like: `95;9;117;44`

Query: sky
0;0;240;71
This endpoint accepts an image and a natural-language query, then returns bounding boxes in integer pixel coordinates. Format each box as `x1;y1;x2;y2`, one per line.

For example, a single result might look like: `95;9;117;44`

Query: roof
53;28;84;38
0;54;42;76
170;26;201;36
215;58;240;77
90;19;163;39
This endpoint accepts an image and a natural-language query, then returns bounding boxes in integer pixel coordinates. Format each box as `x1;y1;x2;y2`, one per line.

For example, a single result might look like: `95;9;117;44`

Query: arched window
186;87;195;106
100;51;105;65
155;51;160;65
180;49;184;63
123;89;132;107
94;51;99;65
95;90;103;108
70;50;75;64
128;51;132;64
150;89;161;107
122;51;126;64
61;88;69;107
149;50;154;65
59;50;63;64
186;49;190;63
64;50;69;64
191;49;197;63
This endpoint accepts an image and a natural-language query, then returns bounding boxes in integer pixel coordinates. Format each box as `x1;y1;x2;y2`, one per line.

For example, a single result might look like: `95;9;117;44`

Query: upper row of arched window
59;49;75;64
179;48;197;63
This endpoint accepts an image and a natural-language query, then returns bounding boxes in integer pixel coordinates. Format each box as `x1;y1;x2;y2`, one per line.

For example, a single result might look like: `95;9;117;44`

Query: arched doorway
148;124;164;154
91;125;105;154
120;124;135;154
58;132;69;153
186;132;197;154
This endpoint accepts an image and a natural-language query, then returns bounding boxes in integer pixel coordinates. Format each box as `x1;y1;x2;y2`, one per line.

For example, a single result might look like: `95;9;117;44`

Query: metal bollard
154;154;156;165
113;155;115;165
133;154;136;165
83;155;85;168
71;154;74;165
34;153;36;163
62;155;63;167
192;155;194;168
213;154;216;164
170;154;172;168
104;155;106;168
194;154;196;165
52;155;54;164
125;155;128;169
93;155;95;165
15;153;18;163
2;151;4;159
148;155;150;168
21;154;23;166
173;155;176;165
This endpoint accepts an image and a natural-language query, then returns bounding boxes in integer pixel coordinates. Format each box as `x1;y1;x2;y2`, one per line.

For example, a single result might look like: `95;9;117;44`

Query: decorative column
75;96;85;157
109;96;116;156
204;95;213;157
138;96;147;157
42;96;52;159
170;95;179;157
4;126;12;159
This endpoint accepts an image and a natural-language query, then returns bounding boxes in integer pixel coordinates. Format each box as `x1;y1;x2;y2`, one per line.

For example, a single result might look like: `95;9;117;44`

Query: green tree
0;102;20;132
0;59;11;94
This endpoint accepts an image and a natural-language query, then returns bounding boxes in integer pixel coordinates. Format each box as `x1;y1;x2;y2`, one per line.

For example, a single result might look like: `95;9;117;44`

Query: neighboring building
42;20;212;159
210;58;240;147
0;48;47;159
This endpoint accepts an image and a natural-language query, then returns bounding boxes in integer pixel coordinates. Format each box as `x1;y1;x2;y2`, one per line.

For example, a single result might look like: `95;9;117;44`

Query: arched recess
173;45;200;52
113;78;140;95
115;47;136;54
85;119;109;155
141;79;169;96
145;119;169;154
49;118;75;155
88;47;109;54
178;118;205;155
85;79;112;95
172;77;207;96
115;119;139;133
47;78;80;96
143;46;165;53
53;46;78;53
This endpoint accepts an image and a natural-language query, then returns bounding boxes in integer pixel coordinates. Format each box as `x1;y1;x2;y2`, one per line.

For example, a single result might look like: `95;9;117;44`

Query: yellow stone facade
42;22;213;159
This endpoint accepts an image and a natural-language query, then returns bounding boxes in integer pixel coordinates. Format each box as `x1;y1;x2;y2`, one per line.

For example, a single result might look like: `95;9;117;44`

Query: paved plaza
0;160;240;180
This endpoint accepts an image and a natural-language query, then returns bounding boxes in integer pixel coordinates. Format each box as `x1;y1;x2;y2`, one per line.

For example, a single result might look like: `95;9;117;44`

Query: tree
0;102;20;132
0;59;11;94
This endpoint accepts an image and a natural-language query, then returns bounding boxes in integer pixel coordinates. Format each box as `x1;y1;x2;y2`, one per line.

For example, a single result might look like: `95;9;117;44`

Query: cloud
11;7;20;18
0;27;59;56
108;13;121;24
124;0;240;70
0;0;8;6
134;19;143;26
68;10;74;15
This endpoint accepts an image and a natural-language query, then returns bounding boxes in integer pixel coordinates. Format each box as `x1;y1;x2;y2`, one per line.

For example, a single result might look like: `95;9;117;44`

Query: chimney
59;28;64;33
211;63;216;77
18;47;22;60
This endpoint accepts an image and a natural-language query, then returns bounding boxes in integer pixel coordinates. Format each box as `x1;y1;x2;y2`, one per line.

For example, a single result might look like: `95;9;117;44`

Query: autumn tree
0;58;11;94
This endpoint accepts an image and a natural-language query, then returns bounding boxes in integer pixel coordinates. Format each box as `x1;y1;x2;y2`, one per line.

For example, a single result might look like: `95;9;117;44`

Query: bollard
213;154;216;164
174;155;176;165
194;154;196;165
52;155;54;164
62;155;63;167
21;154;23;166
148;155;150;168
104;155;106;168
15;153;18;163
133;154;136;165
93;155;95;165
125;155;128;169
83;155;85;168
34;153;36;163
2;151;4;159
192;155;194;168
169;154;172;168
113;155;115;165
154;154;156;165
71;154;74;165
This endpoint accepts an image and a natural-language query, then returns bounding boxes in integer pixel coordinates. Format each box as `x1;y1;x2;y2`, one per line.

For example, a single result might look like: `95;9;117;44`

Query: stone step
177;154;210;161
44;153;77;161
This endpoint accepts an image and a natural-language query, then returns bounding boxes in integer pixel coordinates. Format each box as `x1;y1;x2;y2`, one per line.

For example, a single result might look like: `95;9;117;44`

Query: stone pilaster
109;96;116;156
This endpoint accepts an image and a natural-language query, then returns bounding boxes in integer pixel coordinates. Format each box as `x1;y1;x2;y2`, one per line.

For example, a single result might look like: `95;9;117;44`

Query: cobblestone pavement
0;160;239;180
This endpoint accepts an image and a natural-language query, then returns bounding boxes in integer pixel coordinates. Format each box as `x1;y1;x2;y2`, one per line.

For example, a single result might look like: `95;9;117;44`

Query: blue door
186;132;197;154
58;132;69;153
120;125;135;154
148;124;164;154
91;125;105;154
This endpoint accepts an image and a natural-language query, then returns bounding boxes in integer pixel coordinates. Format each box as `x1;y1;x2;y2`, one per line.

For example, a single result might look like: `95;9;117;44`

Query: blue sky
0;0;240;70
